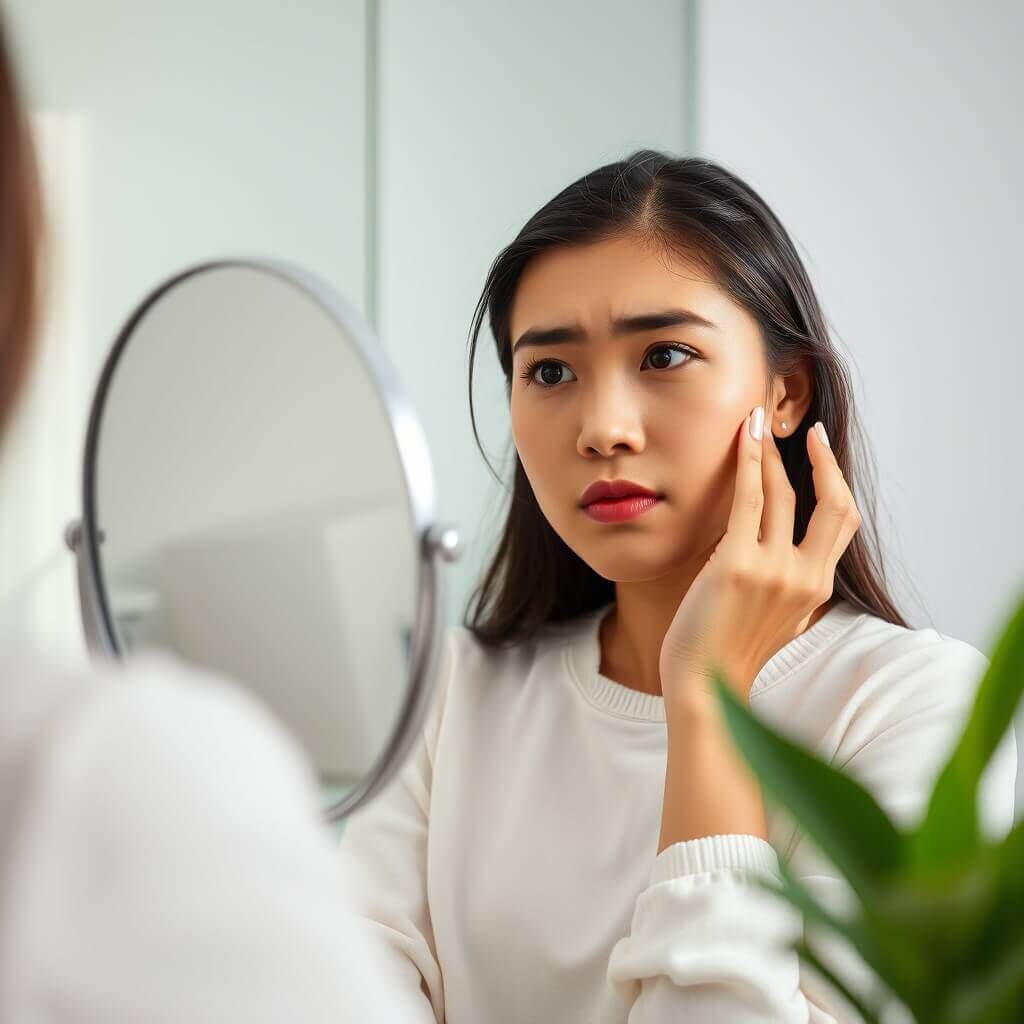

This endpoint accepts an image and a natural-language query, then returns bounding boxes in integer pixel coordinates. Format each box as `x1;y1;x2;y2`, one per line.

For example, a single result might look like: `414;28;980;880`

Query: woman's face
509;231;778;584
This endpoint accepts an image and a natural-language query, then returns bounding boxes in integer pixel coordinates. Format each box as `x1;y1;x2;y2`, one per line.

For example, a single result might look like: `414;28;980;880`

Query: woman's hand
659;405;862;706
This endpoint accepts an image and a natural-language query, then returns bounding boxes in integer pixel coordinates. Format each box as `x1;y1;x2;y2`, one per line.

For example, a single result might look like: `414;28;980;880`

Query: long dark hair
0;12;42;439
464;149;909;649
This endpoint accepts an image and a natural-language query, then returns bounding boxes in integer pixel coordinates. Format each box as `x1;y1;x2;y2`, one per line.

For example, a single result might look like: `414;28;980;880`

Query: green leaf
871;857;999;971
711;672;904;899
942;928;1024;1024
911;589;1024;871
764;853;932;1010
964;819;1024;970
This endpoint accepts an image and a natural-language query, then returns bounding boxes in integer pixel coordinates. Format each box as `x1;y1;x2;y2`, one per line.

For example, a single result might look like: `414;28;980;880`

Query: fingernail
749;406;764;441
814;421;830;448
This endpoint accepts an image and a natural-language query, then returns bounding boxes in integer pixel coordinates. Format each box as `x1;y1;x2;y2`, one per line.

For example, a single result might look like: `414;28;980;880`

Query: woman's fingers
725;408;860;594
725;406;766;545
759;418;797;549
798;422;862;578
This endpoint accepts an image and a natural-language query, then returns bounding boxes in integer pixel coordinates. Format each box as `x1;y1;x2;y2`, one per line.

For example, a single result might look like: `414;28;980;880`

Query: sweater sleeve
606;635;1019;1022
337;627;456;1023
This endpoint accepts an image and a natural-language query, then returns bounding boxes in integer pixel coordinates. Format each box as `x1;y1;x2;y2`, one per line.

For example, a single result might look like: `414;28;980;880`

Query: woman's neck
598;592;838;697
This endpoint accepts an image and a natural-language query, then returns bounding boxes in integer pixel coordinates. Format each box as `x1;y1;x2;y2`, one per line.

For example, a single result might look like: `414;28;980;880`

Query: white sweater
0;620;424;1023
338;598;1019;1023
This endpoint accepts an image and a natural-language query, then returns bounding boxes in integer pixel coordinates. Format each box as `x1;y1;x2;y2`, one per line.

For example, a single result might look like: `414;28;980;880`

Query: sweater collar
564;599;865;723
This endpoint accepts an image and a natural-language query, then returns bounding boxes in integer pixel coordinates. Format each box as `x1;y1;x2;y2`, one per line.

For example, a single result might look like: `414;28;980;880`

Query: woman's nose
576;390;645;457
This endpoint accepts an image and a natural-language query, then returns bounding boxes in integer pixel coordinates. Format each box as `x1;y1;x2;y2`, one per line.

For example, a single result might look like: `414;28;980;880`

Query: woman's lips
582;495;663;523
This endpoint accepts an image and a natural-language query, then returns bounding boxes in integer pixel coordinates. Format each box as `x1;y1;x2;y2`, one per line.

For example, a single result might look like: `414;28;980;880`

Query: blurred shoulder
0;618;321;834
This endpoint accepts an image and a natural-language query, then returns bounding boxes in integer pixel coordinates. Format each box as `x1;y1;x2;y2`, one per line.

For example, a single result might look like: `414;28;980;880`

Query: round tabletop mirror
67;260;462;822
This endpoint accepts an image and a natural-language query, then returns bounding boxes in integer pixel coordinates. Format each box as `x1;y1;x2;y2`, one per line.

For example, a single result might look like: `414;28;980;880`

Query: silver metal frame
66;257;462;823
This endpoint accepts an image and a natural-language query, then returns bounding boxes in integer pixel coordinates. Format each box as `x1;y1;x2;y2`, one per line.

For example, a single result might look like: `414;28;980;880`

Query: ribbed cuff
650;832;781;886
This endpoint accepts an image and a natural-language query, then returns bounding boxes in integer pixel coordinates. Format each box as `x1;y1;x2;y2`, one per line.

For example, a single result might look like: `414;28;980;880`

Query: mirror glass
88;264;418;812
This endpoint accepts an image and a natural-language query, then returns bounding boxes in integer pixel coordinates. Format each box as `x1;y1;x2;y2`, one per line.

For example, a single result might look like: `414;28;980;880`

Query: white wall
697;0;1023;810
2;0;370;650
7;0;370;357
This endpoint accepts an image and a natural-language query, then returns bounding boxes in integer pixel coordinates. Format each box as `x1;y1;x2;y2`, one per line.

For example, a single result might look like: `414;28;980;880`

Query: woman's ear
769;357;815;437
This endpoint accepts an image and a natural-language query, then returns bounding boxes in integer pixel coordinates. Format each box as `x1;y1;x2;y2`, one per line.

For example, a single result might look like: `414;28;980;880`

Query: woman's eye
519;343;696;389
523;361;579;388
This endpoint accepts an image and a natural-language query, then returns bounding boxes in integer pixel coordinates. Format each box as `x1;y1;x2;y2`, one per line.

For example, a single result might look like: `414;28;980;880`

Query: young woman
338;150;1018;1022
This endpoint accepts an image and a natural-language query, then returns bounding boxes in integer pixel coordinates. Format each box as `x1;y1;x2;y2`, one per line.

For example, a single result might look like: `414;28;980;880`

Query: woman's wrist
663;664;754;723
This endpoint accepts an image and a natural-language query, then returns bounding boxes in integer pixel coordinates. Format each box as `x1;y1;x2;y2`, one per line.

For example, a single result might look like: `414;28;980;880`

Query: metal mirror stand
63;257;465;825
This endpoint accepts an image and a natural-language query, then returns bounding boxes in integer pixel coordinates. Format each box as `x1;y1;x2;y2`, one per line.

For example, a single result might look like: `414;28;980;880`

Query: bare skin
509;230;837;699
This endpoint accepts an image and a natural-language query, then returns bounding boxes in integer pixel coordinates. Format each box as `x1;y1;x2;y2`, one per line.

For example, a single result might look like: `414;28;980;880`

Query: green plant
710;590;1024;1023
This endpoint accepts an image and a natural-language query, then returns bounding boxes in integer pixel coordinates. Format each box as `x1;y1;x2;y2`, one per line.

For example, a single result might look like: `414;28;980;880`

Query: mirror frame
67;258;462;823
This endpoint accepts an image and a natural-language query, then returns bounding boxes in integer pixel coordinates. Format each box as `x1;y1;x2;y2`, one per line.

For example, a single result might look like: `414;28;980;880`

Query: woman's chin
575;543;688;584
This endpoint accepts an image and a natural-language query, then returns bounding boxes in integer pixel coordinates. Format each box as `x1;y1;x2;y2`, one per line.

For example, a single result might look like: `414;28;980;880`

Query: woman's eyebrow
511;308;717;355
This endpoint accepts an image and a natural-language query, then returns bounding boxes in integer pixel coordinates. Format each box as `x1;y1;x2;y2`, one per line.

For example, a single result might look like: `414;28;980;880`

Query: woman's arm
607;636;1019;1022
657;677;769;852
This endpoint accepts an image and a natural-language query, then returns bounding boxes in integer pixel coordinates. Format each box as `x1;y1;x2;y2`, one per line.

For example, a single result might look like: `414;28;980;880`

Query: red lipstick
579;479;663;523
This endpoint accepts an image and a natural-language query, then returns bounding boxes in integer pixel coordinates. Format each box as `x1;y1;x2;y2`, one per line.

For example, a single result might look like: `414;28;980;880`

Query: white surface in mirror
95;267;416;788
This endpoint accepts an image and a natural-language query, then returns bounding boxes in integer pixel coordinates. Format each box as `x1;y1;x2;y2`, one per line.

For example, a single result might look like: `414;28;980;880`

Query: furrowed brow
512;308;716;355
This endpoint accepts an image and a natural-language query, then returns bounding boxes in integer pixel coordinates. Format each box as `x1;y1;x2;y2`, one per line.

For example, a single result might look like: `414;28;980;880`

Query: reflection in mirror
90;265;417;813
